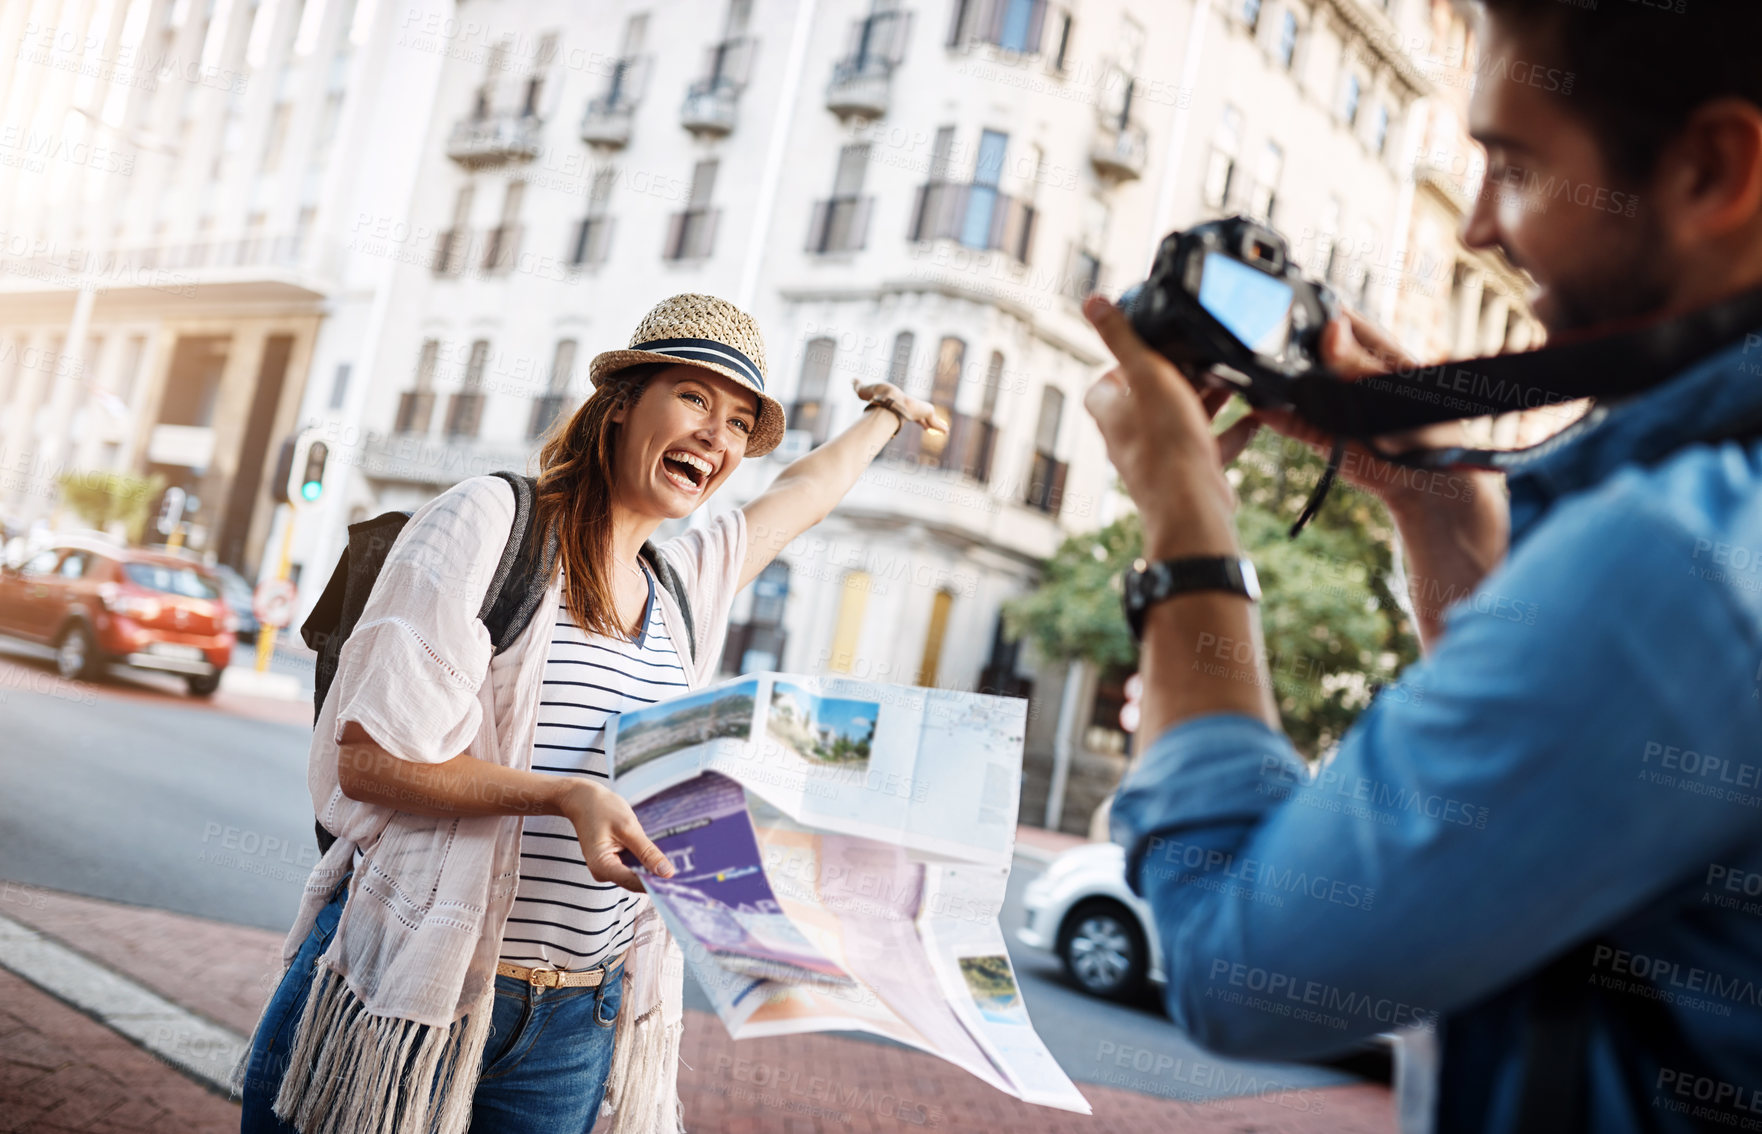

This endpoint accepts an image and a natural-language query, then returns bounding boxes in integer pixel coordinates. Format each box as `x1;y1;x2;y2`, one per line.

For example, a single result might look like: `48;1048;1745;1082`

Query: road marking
0;911;247;1093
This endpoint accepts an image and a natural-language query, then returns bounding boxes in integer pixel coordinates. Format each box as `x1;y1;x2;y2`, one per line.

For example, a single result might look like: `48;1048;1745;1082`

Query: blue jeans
241;880;623;1134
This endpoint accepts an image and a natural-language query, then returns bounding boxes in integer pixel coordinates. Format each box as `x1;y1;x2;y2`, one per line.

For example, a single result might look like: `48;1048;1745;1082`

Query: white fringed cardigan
243;475;747;1134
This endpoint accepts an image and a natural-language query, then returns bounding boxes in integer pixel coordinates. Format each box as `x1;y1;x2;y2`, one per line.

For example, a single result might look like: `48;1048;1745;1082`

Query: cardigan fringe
268;963;494;1134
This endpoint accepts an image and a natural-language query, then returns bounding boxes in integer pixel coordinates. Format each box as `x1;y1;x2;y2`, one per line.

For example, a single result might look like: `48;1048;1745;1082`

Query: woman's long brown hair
534;362;668;640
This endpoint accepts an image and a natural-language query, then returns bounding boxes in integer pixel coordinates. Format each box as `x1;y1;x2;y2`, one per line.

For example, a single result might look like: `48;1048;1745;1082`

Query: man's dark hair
1477;0;1762;183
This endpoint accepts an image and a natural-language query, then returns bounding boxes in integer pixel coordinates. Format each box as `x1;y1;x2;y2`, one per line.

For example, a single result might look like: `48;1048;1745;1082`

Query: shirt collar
1505;329;1762;538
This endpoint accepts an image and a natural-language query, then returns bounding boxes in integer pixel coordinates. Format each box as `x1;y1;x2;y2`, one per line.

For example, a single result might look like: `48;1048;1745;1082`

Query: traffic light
155;486;187;536
272;430;328;505
299;441;328;502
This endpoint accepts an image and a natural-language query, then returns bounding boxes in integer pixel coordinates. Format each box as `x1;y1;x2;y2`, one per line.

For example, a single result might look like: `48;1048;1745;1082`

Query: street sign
253;578;298;629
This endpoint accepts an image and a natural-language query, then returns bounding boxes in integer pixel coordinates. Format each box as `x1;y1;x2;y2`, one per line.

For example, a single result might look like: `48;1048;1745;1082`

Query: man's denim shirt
1112;332;1762;1133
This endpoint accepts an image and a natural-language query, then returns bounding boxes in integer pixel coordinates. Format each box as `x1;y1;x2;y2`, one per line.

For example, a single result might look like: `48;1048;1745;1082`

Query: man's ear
1658;97;1762;245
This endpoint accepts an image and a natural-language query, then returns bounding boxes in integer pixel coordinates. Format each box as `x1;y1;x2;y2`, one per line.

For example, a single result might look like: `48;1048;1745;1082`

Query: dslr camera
1119;216;1339;411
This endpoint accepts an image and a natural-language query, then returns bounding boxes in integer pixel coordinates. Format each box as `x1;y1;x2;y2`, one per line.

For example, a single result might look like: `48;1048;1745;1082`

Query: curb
0;911;247;1094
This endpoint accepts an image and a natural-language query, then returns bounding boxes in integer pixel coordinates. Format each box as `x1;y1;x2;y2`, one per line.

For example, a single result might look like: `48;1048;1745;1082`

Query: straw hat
588;293;786;457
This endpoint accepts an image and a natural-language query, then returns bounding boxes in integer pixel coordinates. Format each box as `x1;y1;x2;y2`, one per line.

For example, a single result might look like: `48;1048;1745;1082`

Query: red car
0;540;235;696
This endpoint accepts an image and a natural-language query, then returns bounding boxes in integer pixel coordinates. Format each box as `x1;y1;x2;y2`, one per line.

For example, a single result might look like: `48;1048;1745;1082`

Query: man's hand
561;781;676;893
1081;295;1251;559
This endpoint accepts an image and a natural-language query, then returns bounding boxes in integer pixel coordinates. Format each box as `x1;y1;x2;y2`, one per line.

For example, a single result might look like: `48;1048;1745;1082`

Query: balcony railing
680;78;740;135
569;215;613;267
664;207;719;260
909;181;1037;264
529;392;570;439
826;55;893;119
580;95;636;148
1090;118;1148;180
394;391;435;434
481;224;523;274
444;391;485;438
1023;449;1067;515
445;112;544;168
949;0;1055;56
806;196;872;254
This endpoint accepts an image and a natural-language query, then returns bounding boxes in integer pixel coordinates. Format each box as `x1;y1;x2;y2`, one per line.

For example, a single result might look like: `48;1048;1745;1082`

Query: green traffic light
301;481;322;501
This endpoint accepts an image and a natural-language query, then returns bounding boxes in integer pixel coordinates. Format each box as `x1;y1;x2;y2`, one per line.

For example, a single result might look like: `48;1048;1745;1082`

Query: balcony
445;112;543;168
481;224;522;274
393;391;435;435
569;215;613;268
1090;118;1148;181
825;56;893;119
444;391;485;438
579;96;636;148
1023;449;1067;515
680;79;740;136
663;207;719;261
360;432;533;487
806;196;872;254
909;181;1037;264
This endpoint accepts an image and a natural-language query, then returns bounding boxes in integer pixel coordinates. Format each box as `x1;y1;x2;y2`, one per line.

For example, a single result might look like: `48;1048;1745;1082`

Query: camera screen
1198;252;1296;358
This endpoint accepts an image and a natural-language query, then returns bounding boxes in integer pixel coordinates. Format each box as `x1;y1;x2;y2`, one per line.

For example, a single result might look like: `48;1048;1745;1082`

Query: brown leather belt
495;951;625;989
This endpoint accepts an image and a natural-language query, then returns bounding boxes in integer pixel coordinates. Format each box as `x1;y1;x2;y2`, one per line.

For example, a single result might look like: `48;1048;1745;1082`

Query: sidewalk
0;883;1395;1134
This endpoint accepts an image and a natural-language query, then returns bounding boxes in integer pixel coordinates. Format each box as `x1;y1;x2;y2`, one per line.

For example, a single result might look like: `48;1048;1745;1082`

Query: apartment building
0;0;446;573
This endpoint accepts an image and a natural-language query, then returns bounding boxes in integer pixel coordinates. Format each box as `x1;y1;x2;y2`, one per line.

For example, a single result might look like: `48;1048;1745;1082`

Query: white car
1016;841;1165;1000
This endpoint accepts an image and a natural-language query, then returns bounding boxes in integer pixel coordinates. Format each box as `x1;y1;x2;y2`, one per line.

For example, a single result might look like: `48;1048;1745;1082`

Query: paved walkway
0;882;1395;1134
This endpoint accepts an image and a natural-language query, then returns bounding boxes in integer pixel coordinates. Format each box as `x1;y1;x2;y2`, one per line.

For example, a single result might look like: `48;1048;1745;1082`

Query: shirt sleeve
654;506;748;683
329;475;513;763
1111;479;1762;1061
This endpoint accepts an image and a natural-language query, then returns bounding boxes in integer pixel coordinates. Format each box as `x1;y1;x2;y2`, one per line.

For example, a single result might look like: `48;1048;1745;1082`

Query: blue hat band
632;337;765;392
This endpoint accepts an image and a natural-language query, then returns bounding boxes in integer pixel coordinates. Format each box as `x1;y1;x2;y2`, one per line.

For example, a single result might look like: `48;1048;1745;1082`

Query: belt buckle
529;967;560;988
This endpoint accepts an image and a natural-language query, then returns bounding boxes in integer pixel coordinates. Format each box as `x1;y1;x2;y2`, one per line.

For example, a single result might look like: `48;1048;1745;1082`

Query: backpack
300;470;696;853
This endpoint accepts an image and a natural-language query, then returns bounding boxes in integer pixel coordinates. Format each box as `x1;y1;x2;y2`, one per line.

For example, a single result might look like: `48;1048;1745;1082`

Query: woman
239;294;943;1134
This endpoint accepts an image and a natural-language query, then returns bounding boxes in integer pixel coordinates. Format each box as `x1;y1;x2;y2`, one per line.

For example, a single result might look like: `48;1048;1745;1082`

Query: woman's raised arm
738;381;944;591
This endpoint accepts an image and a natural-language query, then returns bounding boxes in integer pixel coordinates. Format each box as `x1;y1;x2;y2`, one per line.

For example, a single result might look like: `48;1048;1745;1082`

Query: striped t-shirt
497;566;689;971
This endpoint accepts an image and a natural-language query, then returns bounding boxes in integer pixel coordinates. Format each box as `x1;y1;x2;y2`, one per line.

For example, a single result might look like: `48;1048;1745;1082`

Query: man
1086;2;1762;1131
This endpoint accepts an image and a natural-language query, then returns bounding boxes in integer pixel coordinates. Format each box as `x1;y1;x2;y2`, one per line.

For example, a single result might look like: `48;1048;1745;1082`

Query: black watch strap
1122;556;1261;640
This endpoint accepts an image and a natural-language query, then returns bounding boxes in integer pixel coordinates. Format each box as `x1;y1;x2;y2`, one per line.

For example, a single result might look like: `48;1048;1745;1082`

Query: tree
1004;421;1421;760
55;470;166;546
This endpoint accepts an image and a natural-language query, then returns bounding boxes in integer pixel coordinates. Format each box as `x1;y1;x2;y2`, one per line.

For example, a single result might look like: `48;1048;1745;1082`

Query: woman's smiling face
609;364;758;519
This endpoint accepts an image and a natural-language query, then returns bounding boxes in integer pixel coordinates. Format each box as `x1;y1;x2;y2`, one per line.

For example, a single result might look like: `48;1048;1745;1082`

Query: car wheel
1057;900;1148;1001
185;671;222;698
55;623;98;682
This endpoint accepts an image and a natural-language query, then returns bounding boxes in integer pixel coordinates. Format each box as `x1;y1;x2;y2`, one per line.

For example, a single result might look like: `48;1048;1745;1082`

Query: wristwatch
1121;556;1261;641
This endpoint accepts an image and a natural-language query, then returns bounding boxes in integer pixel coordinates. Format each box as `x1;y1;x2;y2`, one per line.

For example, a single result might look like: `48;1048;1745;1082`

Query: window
58;552;91;579
982;352;1004;420
1275;10;1298;69
809;144;872;253
998;0;1040;52
529;339;577;439
1049;9;1074;71
415;339;440;391
1371;104;1391;155
792;337;835;445
572;167;617;266
960;129;1008;248
446;340;489;438
1203;105;1243;208
1342;73;1362;127
1248;141;1283;221
327;363;352;410
464;340;489;391
928;125;957;182
1320;195;1343;282
1034;385;1064;454
485;181;524;273
1242;0;1262;32
916;589;955;687
919;337;965;467
887;331;914;386
828;571;871;673
665;159;719;259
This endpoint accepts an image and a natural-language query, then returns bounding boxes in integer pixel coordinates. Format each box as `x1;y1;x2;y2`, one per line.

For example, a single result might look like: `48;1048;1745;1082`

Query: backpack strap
481;472;558;654
640;540;697;667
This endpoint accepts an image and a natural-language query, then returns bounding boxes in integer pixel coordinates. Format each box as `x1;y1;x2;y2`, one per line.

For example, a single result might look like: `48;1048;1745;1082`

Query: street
0;643;1366;1106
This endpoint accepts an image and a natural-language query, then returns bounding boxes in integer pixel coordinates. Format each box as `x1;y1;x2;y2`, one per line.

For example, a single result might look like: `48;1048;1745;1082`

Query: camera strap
1271;286;1762;535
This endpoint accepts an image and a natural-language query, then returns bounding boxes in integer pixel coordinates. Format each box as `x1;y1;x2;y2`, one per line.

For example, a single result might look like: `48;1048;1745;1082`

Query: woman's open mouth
661;449;713;494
